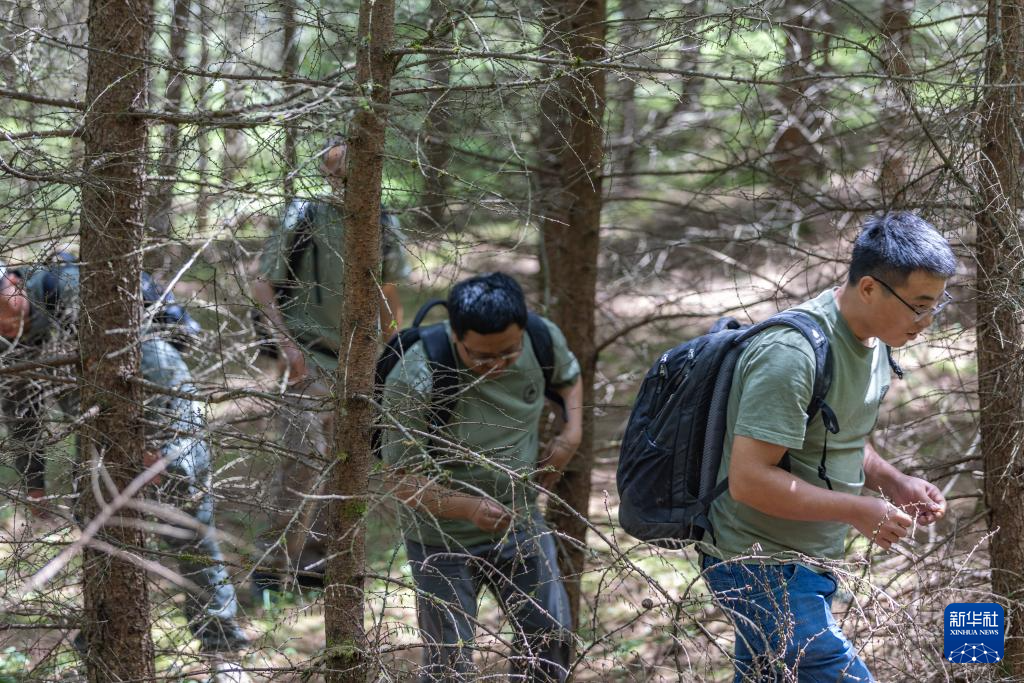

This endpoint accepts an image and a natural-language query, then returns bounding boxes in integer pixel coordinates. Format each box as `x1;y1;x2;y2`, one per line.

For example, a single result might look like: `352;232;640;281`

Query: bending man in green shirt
381;272;583;682
703;212;957;681
251;140;410;584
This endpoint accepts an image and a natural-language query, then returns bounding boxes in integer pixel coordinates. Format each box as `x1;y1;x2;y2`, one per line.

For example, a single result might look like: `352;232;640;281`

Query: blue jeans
701;555;874;682
405;519;572;683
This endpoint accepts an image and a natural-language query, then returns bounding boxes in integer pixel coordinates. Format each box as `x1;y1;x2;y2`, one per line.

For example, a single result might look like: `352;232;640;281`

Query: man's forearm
863;443;906;498
557;379;583;446
731;462;863;524
252;279;296;345
389;472;477;521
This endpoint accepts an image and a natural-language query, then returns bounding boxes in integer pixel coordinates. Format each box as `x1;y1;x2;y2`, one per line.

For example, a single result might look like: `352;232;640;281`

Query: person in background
250;138;410;586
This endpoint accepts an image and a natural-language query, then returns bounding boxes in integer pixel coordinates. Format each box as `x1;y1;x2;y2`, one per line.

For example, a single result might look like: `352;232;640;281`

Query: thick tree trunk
322;0;395;681
539;0;606;635
78;0;155;681
978;0;1024;676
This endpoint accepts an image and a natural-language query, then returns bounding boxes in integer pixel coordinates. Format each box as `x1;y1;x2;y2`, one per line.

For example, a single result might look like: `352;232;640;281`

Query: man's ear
855;275;877;303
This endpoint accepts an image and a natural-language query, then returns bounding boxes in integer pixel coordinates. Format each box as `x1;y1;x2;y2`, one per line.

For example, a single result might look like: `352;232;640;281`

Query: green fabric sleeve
258;199;308;284
381;214;412;283
541;317;581;388
380;342;434;469
732;332;816;451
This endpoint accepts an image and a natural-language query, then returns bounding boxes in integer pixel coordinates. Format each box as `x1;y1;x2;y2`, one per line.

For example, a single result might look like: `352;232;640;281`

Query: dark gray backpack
616;311;848;548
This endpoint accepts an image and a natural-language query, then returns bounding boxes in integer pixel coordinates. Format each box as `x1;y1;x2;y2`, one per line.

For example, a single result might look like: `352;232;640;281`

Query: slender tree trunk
146;0;191;273
78;0;155;680
195;0;211;231
323;0;395;680
281;0;299;197
539;0;606;636
419;0;453;232
611;0;643;189
770;5;829;191
877;0;914;205
978;0;1024;676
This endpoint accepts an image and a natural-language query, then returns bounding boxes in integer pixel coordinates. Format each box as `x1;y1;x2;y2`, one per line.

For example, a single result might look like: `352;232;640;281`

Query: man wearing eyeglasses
380;272;583;682
701;212;957;682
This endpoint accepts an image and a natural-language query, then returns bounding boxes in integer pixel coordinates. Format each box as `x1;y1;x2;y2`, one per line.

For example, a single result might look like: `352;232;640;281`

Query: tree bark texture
539;0;606;634
419;0;454;232
978;0;1024;676
281;0;299;197
877;0;914;205
323;0;395;680
78;0;155;681
146;0;191;273
769;5;830;190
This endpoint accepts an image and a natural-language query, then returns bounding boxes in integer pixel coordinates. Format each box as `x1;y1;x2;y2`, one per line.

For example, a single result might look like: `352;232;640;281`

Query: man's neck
834;285;876;346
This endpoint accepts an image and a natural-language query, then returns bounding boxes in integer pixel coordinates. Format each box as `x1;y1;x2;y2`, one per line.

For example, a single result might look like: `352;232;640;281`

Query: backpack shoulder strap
739;309;841;490
281;200;320;304
412;299;447;328
740;310;837;433
885;345;904;379
525;313;568;421
420;323;460;433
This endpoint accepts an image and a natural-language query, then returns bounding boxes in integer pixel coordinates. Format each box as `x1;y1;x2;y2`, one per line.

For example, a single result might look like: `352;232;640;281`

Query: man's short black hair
448;272;528;339
848;212;957;286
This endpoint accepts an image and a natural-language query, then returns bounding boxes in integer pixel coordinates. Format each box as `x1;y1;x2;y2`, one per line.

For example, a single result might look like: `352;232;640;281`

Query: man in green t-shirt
251;140;410;583
381;272;583;682
703;212;957;681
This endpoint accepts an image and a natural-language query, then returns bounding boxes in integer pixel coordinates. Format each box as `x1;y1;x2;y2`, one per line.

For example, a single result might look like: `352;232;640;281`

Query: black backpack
373;299;568;455
27;253;201;351
616;310;901;549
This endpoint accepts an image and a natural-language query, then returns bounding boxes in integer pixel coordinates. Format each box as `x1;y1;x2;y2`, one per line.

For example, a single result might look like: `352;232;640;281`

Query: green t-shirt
258;199;410;368
706;289;892;563
381;318;580;548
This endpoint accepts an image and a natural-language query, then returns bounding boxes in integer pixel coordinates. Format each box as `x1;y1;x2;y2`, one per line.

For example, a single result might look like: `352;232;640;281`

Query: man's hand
466;498;514;533
26;487;49;518
0;271;30;339
851;497;913;550
891;474;946;525
142;450;165;487
535;436;576;492
278;341;307;385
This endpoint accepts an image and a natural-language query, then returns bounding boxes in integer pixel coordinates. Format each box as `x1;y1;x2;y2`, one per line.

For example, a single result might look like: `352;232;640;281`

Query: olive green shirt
258;199;410;368
382;318;580;549
706;289;892;563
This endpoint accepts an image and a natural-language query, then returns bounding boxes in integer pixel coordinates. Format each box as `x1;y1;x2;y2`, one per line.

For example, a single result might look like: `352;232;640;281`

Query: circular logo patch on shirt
523;382;540;404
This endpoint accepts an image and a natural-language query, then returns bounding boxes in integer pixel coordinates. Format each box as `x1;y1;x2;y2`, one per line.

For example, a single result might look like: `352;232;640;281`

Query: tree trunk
539;0;606;636
322;0;395;680
78;0;155;680
195;0;212;231
877;0;914;205
769;6;829;191
978;0;1024;676
146;0;191;273
281;0;299;197
419;0;453;232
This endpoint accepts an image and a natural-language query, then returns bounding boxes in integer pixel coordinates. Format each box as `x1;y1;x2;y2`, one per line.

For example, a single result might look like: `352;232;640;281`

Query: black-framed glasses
873;276;953;323
458;339;523;366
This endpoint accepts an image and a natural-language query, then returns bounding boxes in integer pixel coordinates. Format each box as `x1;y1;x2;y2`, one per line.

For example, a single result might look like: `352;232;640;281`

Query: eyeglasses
873;276;953;323
458;340;523;366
